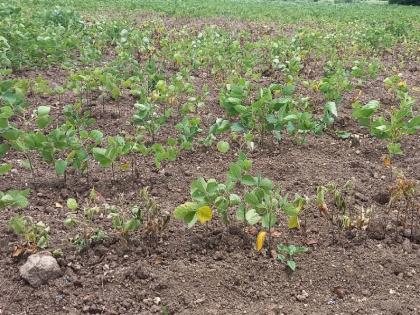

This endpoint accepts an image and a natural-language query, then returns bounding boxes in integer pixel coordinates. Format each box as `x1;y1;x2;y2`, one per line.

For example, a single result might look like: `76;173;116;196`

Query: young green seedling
9;215;50;255
276;243;308;272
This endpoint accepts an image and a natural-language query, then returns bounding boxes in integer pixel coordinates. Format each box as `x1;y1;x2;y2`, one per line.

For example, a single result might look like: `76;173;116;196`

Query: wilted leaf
196;205;212;224
288;215;300;229
120;162;130;171
256;230;266;252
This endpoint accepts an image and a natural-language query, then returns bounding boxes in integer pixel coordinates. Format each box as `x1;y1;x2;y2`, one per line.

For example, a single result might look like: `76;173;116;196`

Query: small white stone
153;297;161;305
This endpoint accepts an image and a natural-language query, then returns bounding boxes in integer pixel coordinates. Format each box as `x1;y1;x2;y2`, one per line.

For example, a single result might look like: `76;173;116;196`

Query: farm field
1;0;420;314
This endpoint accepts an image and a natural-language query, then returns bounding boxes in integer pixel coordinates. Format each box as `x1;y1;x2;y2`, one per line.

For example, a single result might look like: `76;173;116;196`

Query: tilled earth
1;15;420;315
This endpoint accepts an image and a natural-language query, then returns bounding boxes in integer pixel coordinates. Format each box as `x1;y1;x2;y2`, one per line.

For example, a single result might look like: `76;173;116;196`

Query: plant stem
25;153;35;178
111;162;115;182
268;210;272;253
86;164;90;186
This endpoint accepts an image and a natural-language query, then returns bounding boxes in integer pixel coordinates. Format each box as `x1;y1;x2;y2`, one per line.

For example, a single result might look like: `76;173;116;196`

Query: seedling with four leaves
276;243;308;272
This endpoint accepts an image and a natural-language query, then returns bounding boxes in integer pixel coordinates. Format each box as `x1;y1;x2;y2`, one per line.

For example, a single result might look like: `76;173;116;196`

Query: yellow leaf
120;162;130;171
288;216;300;229
256;230;266;252
196;205;212;224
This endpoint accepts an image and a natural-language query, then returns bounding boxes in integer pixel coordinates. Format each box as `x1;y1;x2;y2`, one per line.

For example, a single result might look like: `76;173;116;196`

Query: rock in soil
403;228;420;243
373;191;390;205
367;219;386;240
19;251;61;287
402;239;412;253
296;290;309;302
333;286;346;299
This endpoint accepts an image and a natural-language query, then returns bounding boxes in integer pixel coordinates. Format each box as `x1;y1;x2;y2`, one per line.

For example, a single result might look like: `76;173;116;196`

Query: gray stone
296;290;309;302
19;251;61;287
402;238;412;253
403;228;420;242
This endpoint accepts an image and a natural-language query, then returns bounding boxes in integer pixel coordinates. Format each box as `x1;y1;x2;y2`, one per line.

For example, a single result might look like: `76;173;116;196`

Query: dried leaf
12;246;24;258
270;230;282;238
383;156;392;167
245;225;257;236
318;203;329;215
305;239;318;246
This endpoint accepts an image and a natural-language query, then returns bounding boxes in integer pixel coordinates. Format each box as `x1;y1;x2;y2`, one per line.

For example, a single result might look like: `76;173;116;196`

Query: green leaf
37;235;48;249
241;175;256;186
37;106;51;116
54;160;67;176
1;190;30;209
406;116;420;130
228;163;241;180
261;212;277;229
259;178;273;190
92;147;112;167
245;192;259;206
287;260;296;271
387;143;403;156
235;205;245;221
230;122;246;133
36;115;51;129
289;245;308;255
124;218;141;232
229;194;241;206
336;131;352;139
276;254;286;263
0;118;8;128
174;202;198;224
0;163;12;175
9;216;27;235
64;217;77;228
89;130;104;142
325;101;337;117
216;141;230;153
67;198;78;211
352;100;379;127
245;209;261;225
0;144;9;158
20;160;31;170
186;212;198;228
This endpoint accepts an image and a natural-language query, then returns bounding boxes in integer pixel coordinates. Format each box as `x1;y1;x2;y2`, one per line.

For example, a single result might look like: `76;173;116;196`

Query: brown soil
1;15;420;315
